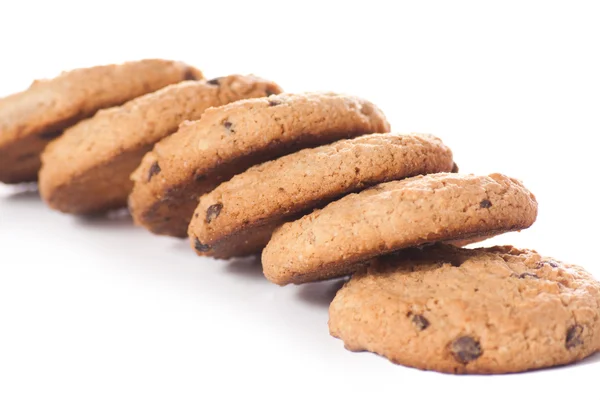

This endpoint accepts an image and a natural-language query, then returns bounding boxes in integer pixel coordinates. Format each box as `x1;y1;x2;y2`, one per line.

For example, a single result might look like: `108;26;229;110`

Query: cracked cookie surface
129;92;390;238
39;75;280;214
329;244;600;374
189;133;454;259
0;59;202;183
262;173;538;285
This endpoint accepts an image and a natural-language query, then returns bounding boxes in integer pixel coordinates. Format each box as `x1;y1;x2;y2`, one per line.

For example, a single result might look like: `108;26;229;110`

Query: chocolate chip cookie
189;133;454;259
0;59;203;184
38;75;281;214
329;244;600;374
262;173;538;285
129;92;390;238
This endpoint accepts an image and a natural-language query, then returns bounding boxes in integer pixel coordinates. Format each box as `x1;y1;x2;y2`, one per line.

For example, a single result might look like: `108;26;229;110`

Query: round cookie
0;59;202;184
129;92;391;238
262;173;538;285
189;133;455;259
38;75;282;214
329;244;600;374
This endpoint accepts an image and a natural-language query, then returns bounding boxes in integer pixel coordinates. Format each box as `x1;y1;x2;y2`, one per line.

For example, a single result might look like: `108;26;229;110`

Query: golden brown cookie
189;133;455;259
262;173;538;285
38;75;281;214
0;59;202;184
129;92;390;238
329;244;600;374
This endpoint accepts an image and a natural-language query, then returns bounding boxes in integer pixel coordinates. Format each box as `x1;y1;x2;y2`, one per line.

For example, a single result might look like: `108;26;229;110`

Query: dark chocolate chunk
566;325;584;349
451;162;459;173
411;314;430;331
268;99;282;106
207;77;222;85
147;162;161;182
39;130;62;140
205;203;223;223
480;199;492;209
450;336;482;363
266;89;277;96
194;238;211;252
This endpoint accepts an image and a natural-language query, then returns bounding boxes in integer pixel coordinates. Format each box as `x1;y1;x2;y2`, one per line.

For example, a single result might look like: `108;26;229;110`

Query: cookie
329;244;600;374
0;59;203;184
189;133;455;259
129;92;390;238
38;75;281;214
262;173;538;285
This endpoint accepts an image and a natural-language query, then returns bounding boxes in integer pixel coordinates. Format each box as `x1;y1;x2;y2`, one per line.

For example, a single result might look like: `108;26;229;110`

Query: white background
1;1;599;399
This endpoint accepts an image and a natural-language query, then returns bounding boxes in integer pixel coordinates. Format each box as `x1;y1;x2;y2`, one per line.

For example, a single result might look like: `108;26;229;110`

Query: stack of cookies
1;59;598;375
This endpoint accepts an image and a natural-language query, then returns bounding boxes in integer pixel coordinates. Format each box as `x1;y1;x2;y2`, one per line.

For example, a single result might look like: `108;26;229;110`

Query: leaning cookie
39;75;281;214
129;92;391;238
189;133;454;258
0;59;202;184
262;173;538;285
329;244;600;374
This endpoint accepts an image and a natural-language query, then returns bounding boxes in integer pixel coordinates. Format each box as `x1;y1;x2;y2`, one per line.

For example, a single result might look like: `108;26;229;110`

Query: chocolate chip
536;260;560;269
184;69;199;81
207;78;221;85
39;130;62;140
223;120;234;133
147;162;161;182
451;162;459;173
518;272;539;279
411;314;430;331
566;325;584;349
268;99;282;106
205;203;223;223
194;238;211;252
450;336;482;363
480;199;492;209
548;261;560;269
266;89;277;96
